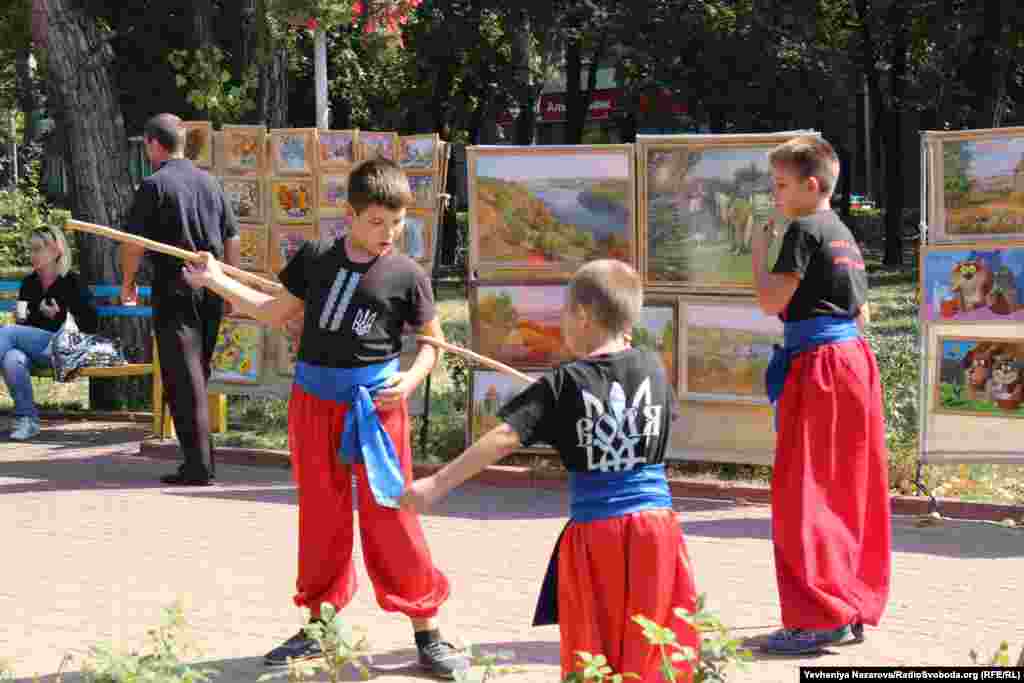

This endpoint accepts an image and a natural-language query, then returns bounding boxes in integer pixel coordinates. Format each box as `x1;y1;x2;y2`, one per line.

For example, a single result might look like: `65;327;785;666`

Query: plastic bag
48;314;128;382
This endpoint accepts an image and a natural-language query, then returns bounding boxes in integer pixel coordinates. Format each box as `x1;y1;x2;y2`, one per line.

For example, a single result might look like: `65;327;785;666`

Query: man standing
121;113;241;486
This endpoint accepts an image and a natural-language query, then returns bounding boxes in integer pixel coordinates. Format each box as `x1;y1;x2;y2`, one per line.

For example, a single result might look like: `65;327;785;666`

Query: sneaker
418;639;470;680
10;417;40;441
761;623;859;655
264;630;323;666
159;472;212;486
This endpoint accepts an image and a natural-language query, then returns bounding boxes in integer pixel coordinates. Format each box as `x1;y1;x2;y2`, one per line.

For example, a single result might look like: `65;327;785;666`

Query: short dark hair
567;260;642;335
144;113;185;155
769;135;840;195
347;158;413;213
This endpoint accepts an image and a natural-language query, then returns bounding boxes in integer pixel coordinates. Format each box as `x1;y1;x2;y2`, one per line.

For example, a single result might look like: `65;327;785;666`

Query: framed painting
270;223;317;273
924;127;1024;243
211;318;265;384
637;134;810;292
319;173;350;216
632;299;679;388
275;330;299;377
681;298;783;403
220;124;266;175
238;224;269;272
920;241;1024;323
407;172;435;209
399;134;439;172
471;283;569;367
401;209;434;263
467;145;636;281
221;176;265;223
270;128;317;175
468;369;550;452
668;400;776;466
319;207;355;243
182;121;213;168
270;178;317;224
318;130;358;171
358;131;399;162
933;335;1024;418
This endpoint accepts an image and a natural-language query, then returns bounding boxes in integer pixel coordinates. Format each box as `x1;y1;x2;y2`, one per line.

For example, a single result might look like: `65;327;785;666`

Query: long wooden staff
416;336;536;385
65;219;284;292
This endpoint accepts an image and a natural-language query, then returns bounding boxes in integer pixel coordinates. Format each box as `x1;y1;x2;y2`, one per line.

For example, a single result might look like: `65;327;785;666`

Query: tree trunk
431;57;455;135
974;0;1011;129
257;46;290;128
510;7;536;145
565;37;584;144
882;0;910;266
38;0;152;409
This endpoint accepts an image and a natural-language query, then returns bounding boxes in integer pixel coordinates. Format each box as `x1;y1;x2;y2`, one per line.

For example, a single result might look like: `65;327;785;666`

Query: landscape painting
319;130;357;170
685;302;783;400
359;131;398;162
270;224;316;273
473;284;569;366
936;337;1024;418
399;135;438;171
182;121;213;168
469;147;634;280
211;319;264;384
319;174;350;215
222;177;264;223
921;243;1024;323
220;125;265;174
632;303;677;385
402;210;433;262
319;209;354;243
270;129;316;175
271;178;316;224
644;144;784;289
470;370;548;448
238;225;269;272
408;173;435;208
940;135;1024;237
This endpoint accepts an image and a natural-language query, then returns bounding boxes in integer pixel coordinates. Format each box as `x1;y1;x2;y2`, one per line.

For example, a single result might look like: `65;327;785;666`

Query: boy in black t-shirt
400;260;698;682
752;136;889;655
182;159;469;678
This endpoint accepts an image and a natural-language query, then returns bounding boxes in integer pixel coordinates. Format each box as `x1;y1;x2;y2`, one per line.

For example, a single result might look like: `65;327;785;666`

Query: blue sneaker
762;623;861;655
264;629;323;666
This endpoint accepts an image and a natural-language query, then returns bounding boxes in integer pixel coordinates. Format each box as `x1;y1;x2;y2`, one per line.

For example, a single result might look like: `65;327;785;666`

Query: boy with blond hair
753;135;889;654
182;158;469;678
400;259;698;682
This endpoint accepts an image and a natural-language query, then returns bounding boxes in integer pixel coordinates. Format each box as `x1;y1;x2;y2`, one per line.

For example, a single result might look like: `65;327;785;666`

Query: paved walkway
2;419;1023;682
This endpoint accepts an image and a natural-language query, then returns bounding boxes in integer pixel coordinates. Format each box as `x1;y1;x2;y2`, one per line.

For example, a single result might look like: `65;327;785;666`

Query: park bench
0;281;226;438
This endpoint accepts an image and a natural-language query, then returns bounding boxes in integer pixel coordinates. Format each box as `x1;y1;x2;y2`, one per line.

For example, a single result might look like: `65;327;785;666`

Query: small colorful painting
270;224;316;273
319;209;354;243
319;130;357;171
632;303;677;386
921;243;1024;322
399;134;438;171
402;210;433;262
271;178;316;224
473;284;569;367
211;318;264;384
220;125;266;174
359;131;398;162
270;129;317;175
939;136;1024;237
182;121;213;168
684;301;783;400
407;173;435;208
469;369;548;448
936;337;1024;418
319;174;350;215
222;177;264;223
238;224;269;272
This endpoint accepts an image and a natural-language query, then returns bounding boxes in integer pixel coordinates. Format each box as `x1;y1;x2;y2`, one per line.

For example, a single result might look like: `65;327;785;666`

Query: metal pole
314;27;329;130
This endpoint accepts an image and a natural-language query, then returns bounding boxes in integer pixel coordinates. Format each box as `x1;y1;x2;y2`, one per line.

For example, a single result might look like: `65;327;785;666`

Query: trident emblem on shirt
575;378;662;472
352;308;377;336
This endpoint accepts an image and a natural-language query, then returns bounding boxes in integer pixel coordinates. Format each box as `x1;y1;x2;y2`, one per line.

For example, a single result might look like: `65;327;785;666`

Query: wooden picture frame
924;127;1024;243
467;144;636;282
401;209;434;264
270;223;317;273
920;240;1024;324
319;173;351;216
470;282;569;368
319;207;355;243
636;132;815;293
318;129;358;171
269;128;318;175
181;121;214;168
221;176;266;223
468;369;551;453
679;296;783;404
668;399;776;466
219;124;267;175
399;133;439;172
358;130;399;163
406;172;436;209
238;224;269;272
634;297;681;389
270;177;317;224
211;318;265;384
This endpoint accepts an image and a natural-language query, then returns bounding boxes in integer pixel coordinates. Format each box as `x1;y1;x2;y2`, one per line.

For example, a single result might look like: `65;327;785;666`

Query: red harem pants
773;337;890;630
558;509;698;682
287;384;450;619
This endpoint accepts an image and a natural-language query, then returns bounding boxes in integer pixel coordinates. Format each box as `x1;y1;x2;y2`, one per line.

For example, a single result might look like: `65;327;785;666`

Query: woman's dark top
17;271;99;333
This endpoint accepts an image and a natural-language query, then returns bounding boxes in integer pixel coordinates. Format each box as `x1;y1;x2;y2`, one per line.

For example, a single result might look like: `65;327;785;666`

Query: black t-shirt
771;210;867;321
499;348;674;473
125;158;239;299
18;271;99;333
279;238;436;368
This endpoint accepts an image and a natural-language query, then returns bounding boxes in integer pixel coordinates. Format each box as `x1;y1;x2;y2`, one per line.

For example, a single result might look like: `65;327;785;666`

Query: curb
138;441;1024;523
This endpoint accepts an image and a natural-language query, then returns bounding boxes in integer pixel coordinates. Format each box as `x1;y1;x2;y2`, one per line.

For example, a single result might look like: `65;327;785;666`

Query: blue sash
765;316;860;406
295;359;404;509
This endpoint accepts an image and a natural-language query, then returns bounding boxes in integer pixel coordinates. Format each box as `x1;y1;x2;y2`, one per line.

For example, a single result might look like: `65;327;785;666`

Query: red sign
497;88;685;125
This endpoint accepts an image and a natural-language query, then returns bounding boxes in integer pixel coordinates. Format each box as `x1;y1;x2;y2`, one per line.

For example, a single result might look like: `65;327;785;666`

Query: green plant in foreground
970;641;1024;667
258;603;372;683
454;645;523;682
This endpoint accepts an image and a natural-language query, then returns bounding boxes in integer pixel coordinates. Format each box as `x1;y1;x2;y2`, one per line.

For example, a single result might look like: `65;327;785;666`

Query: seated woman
1;226;98;440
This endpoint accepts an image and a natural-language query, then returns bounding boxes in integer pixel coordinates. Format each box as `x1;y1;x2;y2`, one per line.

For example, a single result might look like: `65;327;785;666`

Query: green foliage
258;603;371;683
453;645;522;683
167;47;258;126
970;641;1024;667
864;321;919;453
0;157;73;272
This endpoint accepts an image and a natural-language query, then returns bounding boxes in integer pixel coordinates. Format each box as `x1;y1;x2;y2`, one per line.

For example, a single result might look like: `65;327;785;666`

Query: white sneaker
10;417;40;441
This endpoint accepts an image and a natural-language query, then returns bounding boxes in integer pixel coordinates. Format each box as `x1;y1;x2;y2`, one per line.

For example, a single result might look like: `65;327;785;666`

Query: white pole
10;110;17;187
314;27;329;130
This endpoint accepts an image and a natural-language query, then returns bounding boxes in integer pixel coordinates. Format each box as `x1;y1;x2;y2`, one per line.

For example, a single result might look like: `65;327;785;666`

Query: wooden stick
65;219;284;292
416;336;536;385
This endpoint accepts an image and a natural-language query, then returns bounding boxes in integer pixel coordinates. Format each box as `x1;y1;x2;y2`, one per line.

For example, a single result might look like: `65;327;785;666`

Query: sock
415;628;441;649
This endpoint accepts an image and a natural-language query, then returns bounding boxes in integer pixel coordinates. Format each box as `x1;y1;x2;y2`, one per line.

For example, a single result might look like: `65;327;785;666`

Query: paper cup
15;301;27;320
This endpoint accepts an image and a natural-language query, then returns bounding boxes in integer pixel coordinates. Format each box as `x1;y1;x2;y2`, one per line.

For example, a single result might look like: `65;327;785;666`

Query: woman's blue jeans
0;325;54;419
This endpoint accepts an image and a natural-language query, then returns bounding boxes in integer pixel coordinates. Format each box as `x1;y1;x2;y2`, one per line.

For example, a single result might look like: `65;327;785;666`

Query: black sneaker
159;472;212;486
264;630;323;666
418;639;470;680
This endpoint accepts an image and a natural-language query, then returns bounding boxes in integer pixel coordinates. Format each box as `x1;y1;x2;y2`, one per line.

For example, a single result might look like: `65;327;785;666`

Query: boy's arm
183;253;304;327
374;316;444;407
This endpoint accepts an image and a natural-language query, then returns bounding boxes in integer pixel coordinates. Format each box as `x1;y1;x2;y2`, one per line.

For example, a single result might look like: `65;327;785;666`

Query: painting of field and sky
685;302;783;399
942;136;1024;237
645;145;784;289
470;148;634;280
633;304;676;384
936;337;1024;418
470;370;547;447
474;284;568;366
921;244;1024;323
